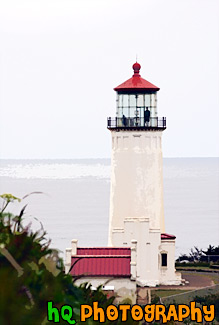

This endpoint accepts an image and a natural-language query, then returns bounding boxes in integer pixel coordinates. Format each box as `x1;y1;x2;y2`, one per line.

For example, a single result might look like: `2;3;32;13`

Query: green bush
0;194;137;325
194;293;219;322
175;262;210;267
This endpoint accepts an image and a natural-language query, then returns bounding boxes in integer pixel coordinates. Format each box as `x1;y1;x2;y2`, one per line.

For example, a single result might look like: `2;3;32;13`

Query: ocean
0;158;218;259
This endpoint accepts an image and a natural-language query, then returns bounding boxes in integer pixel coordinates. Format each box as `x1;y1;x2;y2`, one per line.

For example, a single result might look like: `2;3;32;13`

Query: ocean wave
0;162;111;179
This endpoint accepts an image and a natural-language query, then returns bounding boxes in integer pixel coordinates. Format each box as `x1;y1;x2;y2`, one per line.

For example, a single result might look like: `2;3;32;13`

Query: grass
176;266;214;270
151;289;190;298
208;273;219;285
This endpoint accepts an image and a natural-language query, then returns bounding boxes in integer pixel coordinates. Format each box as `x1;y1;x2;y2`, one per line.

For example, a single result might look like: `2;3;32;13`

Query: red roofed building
70;247;131;277
65;242;136;303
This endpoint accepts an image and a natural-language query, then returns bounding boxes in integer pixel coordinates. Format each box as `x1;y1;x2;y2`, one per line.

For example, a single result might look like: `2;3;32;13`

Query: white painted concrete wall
112;218;160;287
159;240;182;285
74;277;136;304
112;219;181;286
108;130;165;246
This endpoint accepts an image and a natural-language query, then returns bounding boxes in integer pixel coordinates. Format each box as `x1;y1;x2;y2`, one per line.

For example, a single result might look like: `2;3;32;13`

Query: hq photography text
47;301;215;323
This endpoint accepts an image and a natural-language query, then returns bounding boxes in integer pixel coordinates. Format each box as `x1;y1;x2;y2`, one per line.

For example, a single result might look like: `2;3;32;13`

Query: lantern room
107;62;166;130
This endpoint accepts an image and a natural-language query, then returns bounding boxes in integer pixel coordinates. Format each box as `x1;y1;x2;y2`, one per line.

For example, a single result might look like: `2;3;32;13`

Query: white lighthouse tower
107;62;181;286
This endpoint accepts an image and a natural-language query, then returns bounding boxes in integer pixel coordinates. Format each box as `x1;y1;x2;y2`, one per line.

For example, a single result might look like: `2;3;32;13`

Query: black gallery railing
107;117;166;129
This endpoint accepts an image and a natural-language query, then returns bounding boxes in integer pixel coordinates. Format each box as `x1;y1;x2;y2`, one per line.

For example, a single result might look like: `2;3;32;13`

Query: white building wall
159;240;182;285
112;218;161;287
108;130;165;246
74;277;136;304
111;219;182;286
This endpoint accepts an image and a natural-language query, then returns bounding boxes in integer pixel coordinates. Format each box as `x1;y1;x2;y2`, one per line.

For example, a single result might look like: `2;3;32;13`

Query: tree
0;194;137;324
189;246;203;262
203;245;219;256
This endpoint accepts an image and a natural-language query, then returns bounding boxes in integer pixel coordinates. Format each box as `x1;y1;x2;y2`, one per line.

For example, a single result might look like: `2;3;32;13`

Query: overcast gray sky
0;0;218;159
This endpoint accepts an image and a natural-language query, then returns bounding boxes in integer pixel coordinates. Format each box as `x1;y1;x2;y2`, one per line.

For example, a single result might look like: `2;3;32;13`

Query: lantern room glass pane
123;95;129;107
123;107;129;117
129;95;136;107
151;93;156;107
140;107;144;119
129;107;136;117
137;94;144;107
145;94;150;107
118;95;123;107
118;107;123;118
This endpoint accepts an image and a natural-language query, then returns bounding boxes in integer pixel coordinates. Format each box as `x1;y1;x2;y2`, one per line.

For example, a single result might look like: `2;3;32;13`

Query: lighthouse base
111;217;182;287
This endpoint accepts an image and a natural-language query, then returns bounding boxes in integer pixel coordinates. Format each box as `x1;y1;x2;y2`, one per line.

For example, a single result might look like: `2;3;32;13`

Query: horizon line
0;156;219;160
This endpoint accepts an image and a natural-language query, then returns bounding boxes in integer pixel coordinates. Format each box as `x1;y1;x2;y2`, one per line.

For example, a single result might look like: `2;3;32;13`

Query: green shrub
0;194;137;324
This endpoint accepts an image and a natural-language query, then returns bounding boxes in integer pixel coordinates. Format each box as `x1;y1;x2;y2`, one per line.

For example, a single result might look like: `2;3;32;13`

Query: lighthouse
107;62;181;286
65;62;181;292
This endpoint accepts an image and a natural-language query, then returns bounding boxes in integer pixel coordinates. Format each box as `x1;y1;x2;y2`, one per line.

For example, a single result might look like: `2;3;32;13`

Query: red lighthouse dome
132;62;141;76
114;62;160;93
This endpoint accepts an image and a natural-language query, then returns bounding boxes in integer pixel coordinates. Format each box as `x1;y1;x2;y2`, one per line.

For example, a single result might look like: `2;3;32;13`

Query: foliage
0;194;137;325
203;245;219;256
151;293;160;304
194;293;219;322
175;261;210;267
189;246;203;262
176;245;219;264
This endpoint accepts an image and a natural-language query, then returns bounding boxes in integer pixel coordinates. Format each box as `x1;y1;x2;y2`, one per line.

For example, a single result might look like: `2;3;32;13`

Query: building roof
70;247;131;277
161;233;176;240
77;247;131;256
114;62;160;93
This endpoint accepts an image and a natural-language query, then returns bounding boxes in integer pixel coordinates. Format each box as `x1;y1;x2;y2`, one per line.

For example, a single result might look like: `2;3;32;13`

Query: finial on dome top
132;62;141;76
